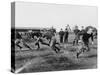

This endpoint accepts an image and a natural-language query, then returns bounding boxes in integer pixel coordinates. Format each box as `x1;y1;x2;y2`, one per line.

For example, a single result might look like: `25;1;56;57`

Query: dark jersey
64;31;69;36
16;32;22;39
82;32;93;42
80;29;86;34
31;32;42;38
59;31;64;36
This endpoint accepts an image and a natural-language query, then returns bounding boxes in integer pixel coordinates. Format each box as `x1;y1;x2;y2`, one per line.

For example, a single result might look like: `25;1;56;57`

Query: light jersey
50;35;59;46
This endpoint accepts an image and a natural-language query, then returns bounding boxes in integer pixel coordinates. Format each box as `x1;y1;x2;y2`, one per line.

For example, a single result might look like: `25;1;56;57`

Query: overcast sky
15;2;98;31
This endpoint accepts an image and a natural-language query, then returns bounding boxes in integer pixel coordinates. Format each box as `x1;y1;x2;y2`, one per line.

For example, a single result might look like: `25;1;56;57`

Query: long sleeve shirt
82;32;94;42
59;31;64;37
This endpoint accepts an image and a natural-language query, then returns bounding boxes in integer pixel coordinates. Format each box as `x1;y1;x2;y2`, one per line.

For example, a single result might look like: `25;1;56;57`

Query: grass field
14;33;97;73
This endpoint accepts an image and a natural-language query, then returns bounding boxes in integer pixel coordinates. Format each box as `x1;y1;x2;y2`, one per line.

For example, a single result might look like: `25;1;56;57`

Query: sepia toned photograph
11;2;98;73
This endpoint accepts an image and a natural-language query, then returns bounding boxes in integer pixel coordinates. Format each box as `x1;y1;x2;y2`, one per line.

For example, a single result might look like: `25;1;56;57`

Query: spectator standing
59;28;64;43
64;28;69;43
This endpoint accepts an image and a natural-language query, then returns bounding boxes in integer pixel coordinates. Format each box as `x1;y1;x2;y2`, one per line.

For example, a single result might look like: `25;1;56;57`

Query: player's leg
76;48;83;58
83;41;90;52
51;45;58;53
35;42;40;49
23;40;32;50
73;35;77;46
15;39;22;49
40;39;49;46
55;45;60;53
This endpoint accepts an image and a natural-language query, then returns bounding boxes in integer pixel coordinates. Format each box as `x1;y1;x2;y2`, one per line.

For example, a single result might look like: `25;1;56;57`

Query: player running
76;27;94;58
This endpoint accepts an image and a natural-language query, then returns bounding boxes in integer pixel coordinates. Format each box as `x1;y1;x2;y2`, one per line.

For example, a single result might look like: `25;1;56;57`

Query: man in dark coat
80;26;86;34
64;28;69;43
59;28;64;43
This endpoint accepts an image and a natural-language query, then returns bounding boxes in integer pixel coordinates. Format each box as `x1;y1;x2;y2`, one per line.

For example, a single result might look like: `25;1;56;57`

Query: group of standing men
59;26;70;43
59;25;95;58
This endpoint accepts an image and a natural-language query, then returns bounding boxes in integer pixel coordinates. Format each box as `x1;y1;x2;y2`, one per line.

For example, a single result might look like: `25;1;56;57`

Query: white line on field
15;57;44;73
